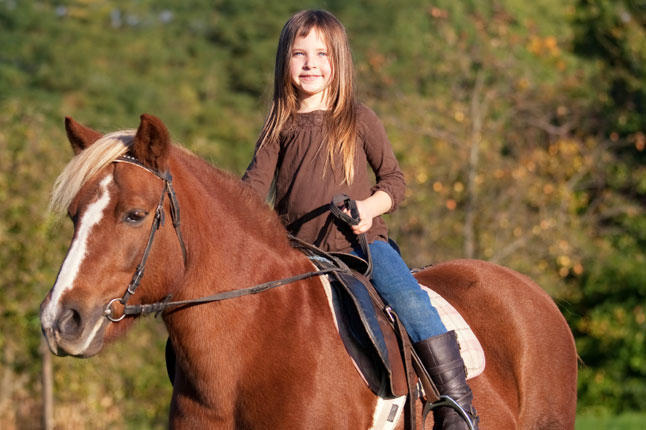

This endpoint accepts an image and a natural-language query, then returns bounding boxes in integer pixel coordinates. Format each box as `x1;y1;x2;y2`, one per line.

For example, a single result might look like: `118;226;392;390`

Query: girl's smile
290;29;332;112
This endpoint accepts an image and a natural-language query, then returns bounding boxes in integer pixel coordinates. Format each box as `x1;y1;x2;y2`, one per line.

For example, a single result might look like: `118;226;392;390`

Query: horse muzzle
40;299;108;357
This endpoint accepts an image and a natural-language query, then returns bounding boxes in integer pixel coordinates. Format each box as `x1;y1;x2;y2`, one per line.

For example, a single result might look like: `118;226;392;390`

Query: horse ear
65;117;103;155
131;114;170;172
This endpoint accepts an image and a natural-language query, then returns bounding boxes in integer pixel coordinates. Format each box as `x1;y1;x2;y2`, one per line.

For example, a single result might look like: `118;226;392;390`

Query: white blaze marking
41;174;114;327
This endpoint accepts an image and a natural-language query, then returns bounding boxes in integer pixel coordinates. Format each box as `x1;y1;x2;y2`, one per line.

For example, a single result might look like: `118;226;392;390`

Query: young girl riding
242;10;478;429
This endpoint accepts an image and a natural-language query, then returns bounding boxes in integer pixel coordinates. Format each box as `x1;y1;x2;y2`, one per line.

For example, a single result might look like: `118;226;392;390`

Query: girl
242;10;478;429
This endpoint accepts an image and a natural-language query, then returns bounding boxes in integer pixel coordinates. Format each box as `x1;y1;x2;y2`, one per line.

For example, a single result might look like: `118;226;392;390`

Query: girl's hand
343;191;392;236
350;199;373;235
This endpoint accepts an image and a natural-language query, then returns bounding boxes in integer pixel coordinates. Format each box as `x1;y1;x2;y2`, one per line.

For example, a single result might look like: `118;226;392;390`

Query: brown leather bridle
104;155;187;322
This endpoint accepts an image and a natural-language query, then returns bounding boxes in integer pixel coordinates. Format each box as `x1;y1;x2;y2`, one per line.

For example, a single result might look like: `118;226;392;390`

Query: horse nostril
58;307;83;338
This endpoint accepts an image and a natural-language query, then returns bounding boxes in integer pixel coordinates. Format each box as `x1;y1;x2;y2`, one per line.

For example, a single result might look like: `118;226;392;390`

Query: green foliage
0;0;644;426
572;251;646;411
0;101;71;427
565;0;646;414
573;0;646;138
49;319;171;428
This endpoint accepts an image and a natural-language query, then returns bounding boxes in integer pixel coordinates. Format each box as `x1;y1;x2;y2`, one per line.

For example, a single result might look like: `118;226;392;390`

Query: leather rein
103;157;360;322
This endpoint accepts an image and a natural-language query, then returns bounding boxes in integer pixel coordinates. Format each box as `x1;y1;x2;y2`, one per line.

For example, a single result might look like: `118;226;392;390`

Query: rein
118;264;341;317
103;157;356;321
329;194;373;278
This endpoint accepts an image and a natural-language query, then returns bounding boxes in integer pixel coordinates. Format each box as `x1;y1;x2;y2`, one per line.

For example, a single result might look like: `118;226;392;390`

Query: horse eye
124;209;148;224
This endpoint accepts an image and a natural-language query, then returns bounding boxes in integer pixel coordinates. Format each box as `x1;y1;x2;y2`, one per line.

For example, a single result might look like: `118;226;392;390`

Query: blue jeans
351;240;447;343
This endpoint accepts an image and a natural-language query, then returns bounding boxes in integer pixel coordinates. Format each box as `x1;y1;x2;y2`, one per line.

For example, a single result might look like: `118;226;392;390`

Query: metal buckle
385;306;396;323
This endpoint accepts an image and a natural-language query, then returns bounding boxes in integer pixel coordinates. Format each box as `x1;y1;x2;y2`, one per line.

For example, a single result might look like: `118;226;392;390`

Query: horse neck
167;146;303;282
162;147;332;377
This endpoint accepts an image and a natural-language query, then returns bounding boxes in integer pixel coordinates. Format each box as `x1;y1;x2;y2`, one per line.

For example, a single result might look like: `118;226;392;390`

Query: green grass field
576;413;646;430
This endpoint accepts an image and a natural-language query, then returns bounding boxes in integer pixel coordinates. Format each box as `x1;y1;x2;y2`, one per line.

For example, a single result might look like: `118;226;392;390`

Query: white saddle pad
421;284;486;379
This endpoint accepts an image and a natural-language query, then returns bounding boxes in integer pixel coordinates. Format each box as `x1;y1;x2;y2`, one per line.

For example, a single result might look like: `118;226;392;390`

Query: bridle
103;156;349;322
104;155;187;322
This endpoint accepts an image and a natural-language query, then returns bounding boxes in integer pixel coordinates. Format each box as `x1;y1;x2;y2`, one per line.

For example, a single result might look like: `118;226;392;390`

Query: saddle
293;236;485;429
307;249;410;397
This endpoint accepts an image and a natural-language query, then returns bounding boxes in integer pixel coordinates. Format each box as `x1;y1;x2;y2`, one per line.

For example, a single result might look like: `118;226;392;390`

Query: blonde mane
49;130;136;214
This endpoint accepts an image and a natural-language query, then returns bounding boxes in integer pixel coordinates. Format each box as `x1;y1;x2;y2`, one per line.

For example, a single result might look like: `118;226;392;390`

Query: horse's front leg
169;372;236;429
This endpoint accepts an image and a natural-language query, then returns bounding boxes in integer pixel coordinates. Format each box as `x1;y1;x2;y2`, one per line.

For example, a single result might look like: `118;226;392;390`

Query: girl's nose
304;56;317;69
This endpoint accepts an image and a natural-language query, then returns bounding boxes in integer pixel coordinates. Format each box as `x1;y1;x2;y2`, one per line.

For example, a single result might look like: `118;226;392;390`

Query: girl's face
289;28;333;111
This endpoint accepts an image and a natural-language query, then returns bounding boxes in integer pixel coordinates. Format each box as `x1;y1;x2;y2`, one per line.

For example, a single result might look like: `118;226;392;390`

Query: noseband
104;155;187;322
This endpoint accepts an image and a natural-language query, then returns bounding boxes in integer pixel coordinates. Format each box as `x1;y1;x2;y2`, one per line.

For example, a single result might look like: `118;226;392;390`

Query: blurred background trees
0;0;643;427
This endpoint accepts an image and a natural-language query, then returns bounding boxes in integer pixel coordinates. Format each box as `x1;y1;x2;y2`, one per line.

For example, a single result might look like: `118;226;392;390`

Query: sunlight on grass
576;413;646;430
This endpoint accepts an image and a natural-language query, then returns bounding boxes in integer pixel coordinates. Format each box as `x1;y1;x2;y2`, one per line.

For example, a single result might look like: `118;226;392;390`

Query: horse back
414;259;577;430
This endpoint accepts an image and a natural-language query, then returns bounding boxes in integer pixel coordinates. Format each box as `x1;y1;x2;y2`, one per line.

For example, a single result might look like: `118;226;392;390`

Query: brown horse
40;114;577;429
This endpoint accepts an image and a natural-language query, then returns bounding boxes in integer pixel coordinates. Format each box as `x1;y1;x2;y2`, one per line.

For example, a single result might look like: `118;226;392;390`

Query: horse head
40;114;186;357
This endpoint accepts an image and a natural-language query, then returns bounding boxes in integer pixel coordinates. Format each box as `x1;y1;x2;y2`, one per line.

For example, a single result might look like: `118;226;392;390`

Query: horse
40;114;577;429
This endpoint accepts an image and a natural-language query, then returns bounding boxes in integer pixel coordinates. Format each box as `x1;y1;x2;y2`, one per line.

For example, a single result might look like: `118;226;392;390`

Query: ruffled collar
291;110;327;127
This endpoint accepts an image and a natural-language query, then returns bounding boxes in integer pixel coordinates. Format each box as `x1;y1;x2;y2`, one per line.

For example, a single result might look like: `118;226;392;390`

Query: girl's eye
318;51;328;56
124;209;148;224
293;51;304;56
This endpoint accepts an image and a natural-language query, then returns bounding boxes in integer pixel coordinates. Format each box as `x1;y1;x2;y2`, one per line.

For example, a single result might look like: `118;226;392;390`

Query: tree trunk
464;70;486;259
41;336;53;430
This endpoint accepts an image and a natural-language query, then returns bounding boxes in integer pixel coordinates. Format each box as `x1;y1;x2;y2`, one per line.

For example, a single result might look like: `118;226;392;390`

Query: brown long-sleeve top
242;104;406;252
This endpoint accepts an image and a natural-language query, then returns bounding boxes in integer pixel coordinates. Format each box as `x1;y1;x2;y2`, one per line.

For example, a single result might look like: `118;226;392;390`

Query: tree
563;0;646;413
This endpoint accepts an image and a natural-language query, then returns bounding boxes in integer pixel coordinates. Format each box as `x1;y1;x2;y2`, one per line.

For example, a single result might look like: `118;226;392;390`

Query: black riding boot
414;330;479;430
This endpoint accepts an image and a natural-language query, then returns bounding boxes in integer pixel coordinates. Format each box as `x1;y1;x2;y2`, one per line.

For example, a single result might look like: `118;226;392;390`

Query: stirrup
423;395;477;430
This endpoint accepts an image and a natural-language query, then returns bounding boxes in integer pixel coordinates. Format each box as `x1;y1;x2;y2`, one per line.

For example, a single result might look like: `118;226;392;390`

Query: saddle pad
421;284;486;379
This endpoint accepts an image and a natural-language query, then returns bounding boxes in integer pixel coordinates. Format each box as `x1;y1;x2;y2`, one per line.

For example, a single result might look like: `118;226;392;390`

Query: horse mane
175;148;292;249
49;130;135;214
49;130;287;247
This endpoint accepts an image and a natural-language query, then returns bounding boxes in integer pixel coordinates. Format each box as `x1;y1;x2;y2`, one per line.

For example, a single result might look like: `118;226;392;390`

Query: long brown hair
257;9;358;184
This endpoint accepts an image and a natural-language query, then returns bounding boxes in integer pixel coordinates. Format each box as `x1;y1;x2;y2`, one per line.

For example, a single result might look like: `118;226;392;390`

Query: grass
576;413;646;430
